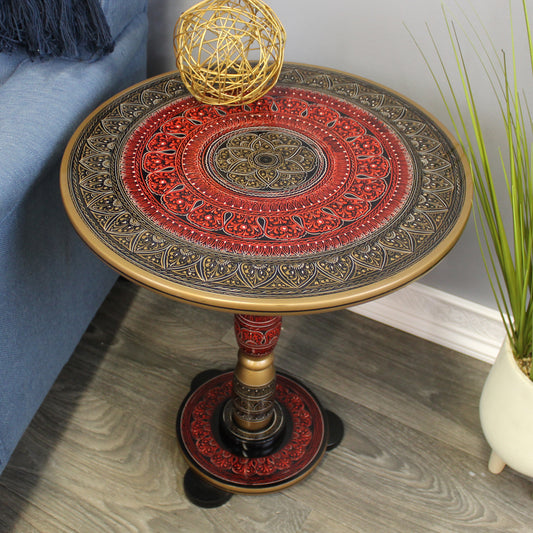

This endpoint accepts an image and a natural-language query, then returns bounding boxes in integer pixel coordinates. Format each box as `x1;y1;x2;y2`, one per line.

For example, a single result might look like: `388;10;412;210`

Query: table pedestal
176;314;344;507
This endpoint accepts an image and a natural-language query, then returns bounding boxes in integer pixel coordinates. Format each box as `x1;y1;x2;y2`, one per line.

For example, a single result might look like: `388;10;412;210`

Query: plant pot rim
501;335;532;386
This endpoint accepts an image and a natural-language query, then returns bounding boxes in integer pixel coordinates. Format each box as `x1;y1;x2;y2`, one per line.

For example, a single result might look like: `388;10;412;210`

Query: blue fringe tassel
0;0;114;59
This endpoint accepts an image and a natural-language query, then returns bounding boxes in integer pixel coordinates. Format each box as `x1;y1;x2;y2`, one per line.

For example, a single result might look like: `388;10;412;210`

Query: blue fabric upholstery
0;0;114;59
0;0;148;475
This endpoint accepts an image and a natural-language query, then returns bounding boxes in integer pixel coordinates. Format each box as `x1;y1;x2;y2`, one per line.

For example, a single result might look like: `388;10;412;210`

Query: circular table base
177;371;330;496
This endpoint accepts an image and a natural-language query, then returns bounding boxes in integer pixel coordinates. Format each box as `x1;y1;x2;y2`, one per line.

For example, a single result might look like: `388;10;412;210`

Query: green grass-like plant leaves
410;0;532;377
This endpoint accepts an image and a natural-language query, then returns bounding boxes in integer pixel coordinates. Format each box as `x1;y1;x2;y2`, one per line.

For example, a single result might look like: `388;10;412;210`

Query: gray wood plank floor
1;277;532;532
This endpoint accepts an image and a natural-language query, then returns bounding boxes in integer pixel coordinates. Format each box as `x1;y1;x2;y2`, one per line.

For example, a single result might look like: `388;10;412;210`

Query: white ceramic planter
479;336;533;476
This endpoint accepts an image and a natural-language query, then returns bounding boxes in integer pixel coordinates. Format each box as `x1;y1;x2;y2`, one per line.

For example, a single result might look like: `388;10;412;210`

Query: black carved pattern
211;129;322;194
232;376;277;422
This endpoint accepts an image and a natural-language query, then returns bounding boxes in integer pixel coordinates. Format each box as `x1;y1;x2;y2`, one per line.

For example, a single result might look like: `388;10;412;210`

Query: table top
61;63;472;315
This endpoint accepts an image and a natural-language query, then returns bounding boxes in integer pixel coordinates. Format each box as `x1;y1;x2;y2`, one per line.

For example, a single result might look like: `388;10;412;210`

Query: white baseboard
350;282;506;365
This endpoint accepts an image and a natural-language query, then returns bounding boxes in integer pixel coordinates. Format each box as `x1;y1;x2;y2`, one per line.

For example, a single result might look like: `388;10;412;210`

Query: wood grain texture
1;277;532;532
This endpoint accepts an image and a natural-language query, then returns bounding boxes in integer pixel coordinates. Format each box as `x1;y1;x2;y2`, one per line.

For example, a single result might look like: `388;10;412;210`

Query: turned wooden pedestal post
222;315;285;455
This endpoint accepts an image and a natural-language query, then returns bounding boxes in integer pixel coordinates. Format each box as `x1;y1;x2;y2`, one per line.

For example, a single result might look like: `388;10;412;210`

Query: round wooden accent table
61;63;472;506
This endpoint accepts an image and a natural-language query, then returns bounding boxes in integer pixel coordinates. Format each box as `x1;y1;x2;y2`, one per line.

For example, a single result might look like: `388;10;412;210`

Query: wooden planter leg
488;450;506;474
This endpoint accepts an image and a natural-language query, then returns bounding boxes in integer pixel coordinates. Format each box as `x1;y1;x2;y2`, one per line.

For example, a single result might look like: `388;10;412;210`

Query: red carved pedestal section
234;315;282;355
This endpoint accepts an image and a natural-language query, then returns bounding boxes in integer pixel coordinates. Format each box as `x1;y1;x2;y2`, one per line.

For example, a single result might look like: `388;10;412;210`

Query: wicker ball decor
174;0;286;106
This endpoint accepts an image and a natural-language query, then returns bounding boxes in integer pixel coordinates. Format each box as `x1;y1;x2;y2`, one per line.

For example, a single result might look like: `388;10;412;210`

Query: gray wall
146;0;531;310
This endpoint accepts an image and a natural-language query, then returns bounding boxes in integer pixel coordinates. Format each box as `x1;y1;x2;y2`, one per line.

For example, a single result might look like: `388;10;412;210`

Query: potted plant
413;1;532;475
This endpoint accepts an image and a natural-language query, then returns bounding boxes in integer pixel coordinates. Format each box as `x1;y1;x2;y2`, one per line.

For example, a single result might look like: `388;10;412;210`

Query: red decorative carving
178;372;326;489
234;314;282;356
121;87;413;257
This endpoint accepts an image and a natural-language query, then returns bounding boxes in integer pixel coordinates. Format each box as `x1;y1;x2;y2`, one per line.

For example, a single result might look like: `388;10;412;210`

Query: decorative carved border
61;64;472;313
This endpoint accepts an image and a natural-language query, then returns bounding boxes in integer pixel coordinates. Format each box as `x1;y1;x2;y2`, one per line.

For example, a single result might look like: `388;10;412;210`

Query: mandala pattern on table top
66;65;468;300
121;86;411;256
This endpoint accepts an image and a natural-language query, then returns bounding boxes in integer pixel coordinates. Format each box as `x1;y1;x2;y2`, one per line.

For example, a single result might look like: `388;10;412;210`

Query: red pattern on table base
177;313;328;494
177;371;327;493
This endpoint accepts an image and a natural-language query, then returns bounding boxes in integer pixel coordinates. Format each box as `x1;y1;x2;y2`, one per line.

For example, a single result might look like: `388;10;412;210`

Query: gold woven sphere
173;0;286;106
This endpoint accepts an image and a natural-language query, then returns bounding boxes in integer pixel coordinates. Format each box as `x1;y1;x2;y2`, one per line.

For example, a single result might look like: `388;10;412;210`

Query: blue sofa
0;0;149;475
